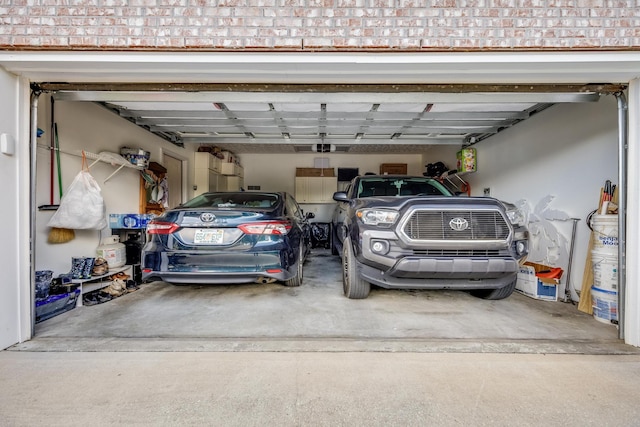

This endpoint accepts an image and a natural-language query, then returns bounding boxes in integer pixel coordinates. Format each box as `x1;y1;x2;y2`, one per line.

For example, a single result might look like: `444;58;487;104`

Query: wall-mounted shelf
85;151;144;183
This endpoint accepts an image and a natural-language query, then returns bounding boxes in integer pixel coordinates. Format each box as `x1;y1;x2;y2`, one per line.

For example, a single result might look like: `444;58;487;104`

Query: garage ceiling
48;84;609;154
102;99;550;154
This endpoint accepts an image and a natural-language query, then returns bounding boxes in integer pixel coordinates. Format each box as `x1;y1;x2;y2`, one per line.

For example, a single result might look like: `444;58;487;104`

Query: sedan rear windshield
357;178;452;197
181;193;280;209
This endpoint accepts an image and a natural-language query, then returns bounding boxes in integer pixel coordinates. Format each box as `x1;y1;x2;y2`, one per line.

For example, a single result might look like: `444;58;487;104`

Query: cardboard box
380;163;407;175
295;168;335;177
516;262;561;301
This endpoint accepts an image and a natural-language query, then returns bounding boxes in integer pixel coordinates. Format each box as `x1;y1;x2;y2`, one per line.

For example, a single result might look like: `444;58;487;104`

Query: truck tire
330;223;339;256
342;238;370;299
470;278;516;300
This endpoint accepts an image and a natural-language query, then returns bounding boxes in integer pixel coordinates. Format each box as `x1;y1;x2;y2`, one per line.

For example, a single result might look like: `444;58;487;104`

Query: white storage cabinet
295;176;338;203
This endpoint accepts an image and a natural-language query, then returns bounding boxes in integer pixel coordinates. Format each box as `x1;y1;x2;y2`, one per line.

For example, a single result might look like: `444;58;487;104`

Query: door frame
160;147;189;206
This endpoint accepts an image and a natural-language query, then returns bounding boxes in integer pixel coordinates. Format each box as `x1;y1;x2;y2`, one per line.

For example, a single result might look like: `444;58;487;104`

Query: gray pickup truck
331;175;529;299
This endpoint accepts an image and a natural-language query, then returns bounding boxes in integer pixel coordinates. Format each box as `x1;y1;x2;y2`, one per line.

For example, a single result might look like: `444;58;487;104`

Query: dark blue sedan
141;192;313;287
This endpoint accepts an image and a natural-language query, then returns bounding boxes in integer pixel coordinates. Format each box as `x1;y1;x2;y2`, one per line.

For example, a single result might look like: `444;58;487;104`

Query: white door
0;69;28;349
163;152;183;208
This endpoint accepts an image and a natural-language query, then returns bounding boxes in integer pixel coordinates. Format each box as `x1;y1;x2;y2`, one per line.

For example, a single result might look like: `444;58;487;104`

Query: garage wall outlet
1;133;14;156
484;187;491;196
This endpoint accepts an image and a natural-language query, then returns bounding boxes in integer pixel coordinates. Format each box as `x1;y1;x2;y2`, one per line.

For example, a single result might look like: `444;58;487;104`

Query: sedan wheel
284;244;303;287
342;238;370;299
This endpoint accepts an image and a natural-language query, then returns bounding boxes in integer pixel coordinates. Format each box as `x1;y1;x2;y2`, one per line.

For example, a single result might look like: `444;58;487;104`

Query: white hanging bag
47;152;107;230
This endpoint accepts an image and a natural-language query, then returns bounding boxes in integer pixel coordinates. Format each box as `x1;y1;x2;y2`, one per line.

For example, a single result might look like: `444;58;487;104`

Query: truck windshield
357;178;452;197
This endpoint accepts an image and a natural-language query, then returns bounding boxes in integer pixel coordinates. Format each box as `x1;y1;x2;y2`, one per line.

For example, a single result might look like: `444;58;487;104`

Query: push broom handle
54;123;63;199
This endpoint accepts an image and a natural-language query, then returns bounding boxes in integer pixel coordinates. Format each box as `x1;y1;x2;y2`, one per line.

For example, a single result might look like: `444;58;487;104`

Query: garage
0;52;639;351
4;4;640;424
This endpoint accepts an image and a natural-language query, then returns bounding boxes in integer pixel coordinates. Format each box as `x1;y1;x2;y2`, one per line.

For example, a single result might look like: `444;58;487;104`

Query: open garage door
0;48;638;350
14;80;634;352
37;82;615;153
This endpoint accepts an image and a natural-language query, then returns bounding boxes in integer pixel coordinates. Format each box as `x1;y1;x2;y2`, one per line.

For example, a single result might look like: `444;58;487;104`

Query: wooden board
577;227;596;314
577;187;618;314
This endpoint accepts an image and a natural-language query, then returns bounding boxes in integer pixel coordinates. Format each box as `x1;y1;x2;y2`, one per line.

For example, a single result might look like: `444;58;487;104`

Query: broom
48;123;75;243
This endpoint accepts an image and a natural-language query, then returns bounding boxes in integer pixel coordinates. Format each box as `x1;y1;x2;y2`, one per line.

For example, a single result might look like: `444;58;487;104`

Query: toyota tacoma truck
331;175;529;299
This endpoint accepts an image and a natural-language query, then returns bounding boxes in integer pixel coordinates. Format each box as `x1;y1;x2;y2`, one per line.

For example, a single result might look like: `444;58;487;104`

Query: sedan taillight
238;221;292;235
147;221;181;235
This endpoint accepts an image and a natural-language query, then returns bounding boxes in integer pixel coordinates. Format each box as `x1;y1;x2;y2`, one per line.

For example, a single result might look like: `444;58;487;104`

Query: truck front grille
403;210;510;241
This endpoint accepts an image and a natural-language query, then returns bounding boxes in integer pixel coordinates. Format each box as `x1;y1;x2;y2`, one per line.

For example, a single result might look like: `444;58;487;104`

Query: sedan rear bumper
142;249;296;284
142;270;293;284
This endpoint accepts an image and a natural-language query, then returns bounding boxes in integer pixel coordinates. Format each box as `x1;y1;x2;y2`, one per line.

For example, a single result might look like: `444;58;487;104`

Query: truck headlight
357;209;399;226
505;206;525;226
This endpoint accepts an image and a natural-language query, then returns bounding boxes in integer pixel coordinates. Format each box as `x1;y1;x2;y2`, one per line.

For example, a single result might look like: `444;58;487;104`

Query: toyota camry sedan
142;191;313;287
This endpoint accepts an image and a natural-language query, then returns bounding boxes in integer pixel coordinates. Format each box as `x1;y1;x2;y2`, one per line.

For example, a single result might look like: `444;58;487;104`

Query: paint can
591;249;618;291
590;214;618;252
591;286;618;325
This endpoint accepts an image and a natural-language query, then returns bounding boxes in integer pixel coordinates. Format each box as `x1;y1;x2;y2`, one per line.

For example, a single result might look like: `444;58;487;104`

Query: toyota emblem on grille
449;217;469;231
200;212;216;222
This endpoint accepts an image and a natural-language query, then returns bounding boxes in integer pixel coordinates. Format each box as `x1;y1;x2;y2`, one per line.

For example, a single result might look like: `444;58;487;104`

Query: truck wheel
330;223;339;256
284;245;303;287
470;278;516;300
342;238;370;299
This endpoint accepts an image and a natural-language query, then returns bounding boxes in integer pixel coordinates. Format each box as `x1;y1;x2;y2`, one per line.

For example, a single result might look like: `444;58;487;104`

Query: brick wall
1;1;639;51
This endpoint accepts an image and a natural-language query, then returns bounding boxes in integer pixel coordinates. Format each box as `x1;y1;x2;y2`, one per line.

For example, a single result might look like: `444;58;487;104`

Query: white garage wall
466;96;619;301
240;153;425;221
35;98;196;275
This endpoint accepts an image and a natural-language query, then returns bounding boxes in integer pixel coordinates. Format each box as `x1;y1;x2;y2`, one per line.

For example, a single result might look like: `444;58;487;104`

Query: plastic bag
47;168;107;230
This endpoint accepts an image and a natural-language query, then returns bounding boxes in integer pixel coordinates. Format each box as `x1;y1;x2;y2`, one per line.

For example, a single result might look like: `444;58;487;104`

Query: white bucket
591;249;618;291
591;214;618;252
591;286;618;325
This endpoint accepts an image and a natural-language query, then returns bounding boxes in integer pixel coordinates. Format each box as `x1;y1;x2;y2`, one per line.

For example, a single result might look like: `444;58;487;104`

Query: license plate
193;229;224;244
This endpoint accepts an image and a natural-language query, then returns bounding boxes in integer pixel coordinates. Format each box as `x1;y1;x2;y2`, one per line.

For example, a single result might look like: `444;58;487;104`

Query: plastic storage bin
35;289;80;323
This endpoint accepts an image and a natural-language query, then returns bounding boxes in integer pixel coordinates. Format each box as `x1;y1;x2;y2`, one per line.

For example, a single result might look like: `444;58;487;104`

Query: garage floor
15;249;637;354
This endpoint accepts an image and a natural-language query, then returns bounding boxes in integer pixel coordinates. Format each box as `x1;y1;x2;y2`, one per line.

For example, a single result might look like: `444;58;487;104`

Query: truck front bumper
357;230;521;290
